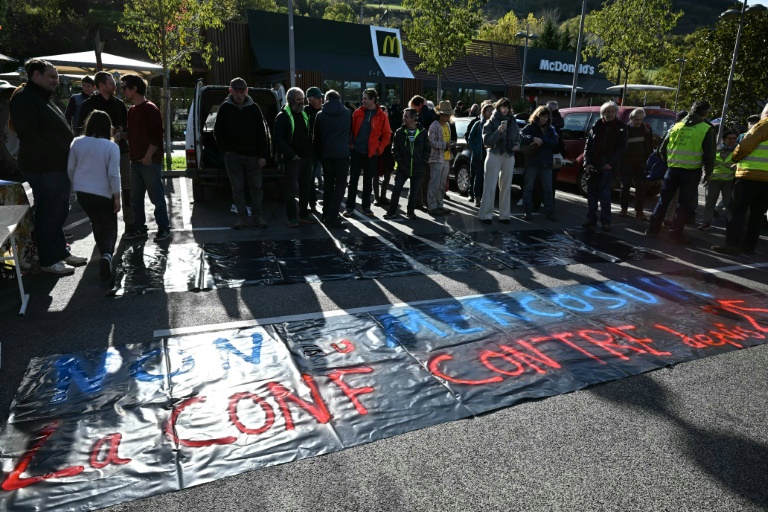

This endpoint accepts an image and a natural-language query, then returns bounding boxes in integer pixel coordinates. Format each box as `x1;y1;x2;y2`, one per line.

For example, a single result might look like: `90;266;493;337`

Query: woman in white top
67;110;121;279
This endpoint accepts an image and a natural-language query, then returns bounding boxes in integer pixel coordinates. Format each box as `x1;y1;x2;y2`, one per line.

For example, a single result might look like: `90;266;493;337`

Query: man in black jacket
213;77;270;229
313;89;351;228
10;59;86;275
274;86;315;227
384;108;431;220
78;71;134;231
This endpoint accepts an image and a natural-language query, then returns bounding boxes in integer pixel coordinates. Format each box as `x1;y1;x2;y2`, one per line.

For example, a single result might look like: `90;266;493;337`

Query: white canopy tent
0;53;15;63
606;84;677;92
34;51;162;78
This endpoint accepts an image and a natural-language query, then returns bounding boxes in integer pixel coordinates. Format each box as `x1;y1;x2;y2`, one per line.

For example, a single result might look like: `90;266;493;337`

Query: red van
556;105;677;196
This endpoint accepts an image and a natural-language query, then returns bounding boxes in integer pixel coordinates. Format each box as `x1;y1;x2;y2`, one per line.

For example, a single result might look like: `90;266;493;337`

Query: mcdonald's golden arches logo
376;32;401;57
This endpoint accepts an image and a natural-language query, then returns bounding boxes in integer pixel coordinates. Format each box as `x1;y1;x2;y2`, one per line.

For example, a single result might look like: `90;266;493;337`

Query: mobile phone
501;120;508;127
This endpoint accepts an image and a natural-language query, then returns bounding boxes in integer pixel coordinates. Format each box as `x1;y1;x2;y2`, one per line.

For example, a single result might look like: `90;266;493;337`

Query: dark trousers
225;151;263;218
130;162;170;231
77;191;117;256
321;158;349;221
470;152;484;199
649;167;702;235
284;157;313;221
523;165;553;214
586;168;615;225
725;179;768;252
620;159;647;212
387;170;424;215
24;171;70;267
346;151;378;212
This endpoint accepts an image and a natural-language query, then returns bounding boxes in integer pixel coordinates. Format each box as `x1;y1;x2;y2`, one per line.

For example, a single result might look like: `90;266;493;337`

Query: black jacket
213;95;269;158
274;105;311;160
314;99;352;160
392;124;431;176
78;93;129;152
10;81;73;174
520;122;562;166
584;118;628;171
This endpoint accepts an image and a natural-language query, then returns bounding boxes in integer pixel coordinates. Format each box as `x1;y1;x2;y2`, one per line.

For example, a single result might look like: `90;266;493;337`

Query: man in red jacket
343;88;392;217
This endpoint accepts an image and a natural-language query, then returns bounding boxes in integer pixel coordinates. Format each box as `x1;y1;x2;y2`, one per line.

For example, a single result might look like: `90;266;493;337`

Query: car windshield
644;114;675;138
454;117;473;139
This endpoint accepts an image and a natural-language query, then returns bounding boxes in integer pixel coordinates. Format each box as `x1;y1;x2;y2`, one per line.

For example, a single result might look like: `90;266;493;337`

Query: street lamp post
570;0;588;108
673;57;686;111
717;1;767;142
515;24;538;106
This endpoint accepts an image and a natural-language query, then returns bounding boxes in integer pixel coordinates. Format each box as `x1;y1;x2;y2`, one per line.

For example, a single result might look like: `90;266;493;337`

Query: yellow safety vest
738;140;768;172
710;149;735;181
667;121;710;170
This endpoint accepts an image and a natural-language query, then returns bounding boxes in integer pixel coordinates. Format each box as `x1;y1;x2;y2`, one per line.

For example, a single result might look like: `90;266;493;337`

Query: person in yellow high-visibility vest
712;103;768;255
698;129;738;230
646;100;716;244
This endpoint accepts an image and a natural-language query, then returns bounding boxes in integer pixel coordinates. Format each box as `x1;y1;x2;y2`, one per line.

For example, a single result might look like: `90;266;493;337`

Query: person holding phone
478;97;520;224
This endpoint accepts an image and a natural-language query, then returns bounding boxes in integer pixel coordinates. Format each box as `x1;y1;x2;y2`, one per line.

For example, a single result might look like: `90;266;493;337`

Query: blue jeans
225;152;263;218
130;162;169;231
24;171;71;267
523;165;553;214
586;168;615;224
649;167;702;235
346;151;378;212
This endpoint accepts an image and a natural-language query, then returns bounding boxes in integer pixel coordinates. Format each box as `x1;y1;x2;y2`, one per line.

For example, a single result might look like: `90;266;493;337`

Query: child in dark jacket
385;108;432;220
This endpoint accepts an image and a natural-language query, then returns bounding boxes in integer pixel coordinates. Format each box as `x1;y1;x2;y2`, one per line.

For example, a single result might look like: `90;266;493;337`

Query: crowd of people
9;57;768;282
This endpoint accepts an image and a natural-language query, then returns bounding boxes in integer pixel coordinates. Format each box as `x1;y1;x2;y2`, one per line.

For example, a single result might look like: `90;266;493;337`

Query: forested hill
484;0;734;34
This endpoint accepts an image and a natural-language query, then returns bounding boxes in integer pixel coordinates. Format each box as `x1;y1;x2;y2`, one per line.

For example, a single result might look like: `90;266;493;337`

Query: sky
750;0;768;5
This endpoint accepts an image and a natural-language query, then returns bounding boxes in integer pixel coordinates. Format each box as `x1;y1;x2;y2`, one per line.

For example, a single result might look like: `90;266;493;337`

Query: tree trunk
436;73;442;102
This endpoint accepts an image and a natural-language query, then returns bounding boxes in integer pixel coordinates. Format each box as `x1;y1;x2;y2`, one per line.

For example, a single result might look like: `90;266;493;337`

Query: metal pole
570;0;587;107
673;58;686;111
521;38;528;101
288;0;296;87
718;1;748;143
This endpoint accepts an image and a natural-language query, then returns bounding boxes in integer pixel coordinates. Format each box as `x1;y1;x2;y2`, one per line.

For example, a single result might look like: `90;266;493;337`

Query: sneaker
619;208;629;217
697;223;711;231
123;229;148;240
154;229;171;242
287;219;299;228
383;212;400;220
251;216;269;228
65;254;87;266
582;220;598;228
299;215;318;224
41;261;75;275
523;213;533;221
99;254;113;279
474;198;482;207
438;207;452;215
546;214;557;221
467;196;475;202
232;217;248;230
362;209;375;217
342;209;354;218
428;209;441;216
406;211;417;220
711;245;741;255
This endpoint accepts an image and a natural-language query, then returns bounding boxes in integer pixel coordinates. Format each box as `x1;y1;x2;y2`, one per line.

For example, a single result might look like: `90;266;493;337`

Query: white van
185;80;283;201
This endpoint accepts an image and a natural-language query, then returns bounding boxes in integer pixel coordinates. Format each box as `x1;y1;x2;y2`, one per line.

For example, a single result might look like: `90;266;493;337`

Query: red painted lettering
331;339;355;353
1;422;84;491
577;329;645;361
530;332;607;365
653;324;707;348
165;396;237;448
605;325;672;356
707;323;747;347
479;350;524;376
89;433;131;469
266;375;331;430
427;353;504;385
229;392;275;436
327;367;375;415
717;300;768;333
497;339;562;374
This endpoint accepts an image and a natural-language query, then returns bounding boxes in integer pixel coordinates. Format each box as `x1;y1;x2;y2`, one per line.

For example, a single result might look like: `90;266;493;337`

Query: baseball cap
230;77;247;90
306;86;323;99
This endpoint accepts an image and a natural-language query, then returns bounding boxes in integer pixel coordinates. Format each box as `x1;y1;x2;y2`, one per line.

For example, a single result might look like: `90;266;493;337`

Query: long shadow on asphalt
589;375;768;507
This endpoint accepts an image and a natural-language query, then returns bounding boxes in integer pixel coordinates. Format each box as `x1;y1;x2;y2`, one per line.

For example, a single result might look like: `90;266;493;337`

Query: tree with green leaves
536;18;560;50
323;1;356;23
677;9;768;124
402;0;485;98
119;0;233;170
583;0;682;97
477;11;543;46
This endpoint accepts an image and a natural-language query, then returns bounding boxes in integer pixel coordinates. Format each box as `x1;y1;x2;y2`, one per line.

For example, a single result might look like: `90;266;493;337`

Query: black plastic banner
3;271;767;510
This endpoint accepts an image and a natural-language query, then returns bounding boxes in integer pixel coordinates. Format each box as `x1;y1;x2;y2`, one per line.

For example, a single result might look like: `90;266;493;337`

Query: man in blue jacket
314;89;352;228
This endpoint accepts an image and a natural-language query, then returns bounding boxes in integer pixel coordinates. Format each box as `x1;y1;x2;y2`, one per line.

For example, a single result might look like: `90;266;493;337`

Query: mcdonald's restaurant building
206;10;616;111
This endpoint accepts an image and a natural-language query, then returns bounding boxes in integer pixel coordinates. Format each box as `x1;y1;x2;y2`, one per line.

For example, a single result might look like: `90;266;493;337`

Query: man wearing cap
306;86;324;214
344;88;391;217
214;77;270;229
712;103;768;255
427;100;456;216
646;100;715;244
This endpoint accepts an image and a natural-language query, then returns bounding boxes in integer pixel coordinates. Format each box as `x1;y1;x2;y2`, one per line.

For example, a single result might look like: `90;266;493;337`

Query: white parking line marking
63;217;90;231
179;177;191;230
700;261;768;274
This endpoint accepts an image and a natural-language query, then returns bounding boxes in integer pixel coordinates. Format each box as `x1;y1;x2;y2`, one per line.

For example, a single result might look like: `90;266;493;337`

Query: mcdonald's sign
376;31;401;57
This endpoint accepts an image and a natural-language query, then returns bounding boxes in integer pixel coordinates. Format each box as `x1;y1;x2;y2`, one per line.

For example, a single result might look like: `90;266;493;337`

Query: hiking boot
65;254;87;267
123;229;148;240
41;261;75;275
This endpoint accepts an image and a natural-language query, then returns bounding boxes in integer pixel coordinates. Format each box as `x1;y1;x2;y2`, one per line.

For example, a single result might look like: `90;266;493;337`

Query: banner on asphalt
2;271;767;510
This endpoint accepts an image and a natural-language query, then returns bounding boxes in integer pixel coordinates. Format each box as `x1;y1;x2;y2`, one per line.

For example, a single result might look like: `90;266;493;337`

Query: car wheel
576;167;589;197
0;93;22;181
455;162;470;195
645;180;662;197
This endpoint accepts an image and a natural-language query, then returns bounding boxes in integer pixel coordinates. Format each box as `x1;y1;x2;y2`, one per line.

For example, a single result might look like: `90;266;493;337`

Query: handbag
519;143;539;157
